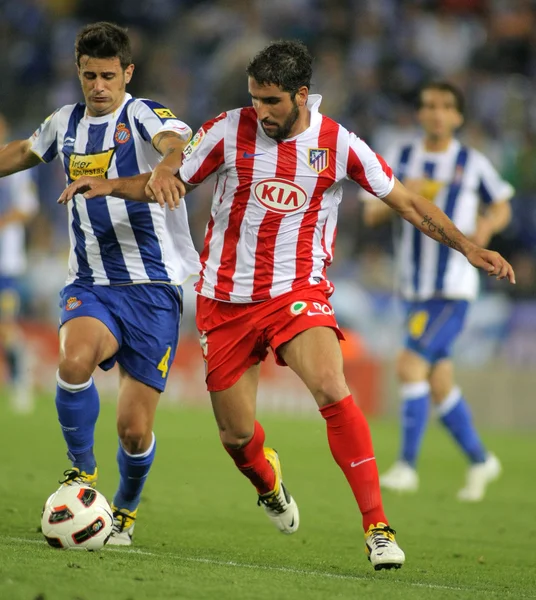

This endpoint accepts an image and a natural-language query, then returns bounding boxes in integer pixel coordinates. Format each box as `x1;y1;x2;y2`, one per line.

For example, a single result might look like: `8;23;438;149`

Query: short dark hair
75;22;132;70
418;81;465;115
246;40;313;95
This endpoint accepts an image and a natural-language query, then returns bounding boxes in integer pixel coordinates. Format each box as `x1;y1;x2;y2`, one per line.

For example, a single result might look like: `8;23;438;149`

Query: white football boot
457;453;501;502
107;506;136;546
257;448;299;534
380;461;419;493
365;523;405;570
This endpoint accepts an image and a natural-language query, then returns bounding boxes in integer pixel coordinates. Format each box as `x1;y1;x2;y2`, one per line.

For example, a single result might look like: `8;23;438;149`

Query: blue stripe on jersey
86;123;108;154
84;121;130;284
62;104;91;280
423;161;436;179
397;146;412;180
478;178;493;205
435;147;469;292
133;117;151;142
139;99;175;122
41;138;58;163
115;101;170;281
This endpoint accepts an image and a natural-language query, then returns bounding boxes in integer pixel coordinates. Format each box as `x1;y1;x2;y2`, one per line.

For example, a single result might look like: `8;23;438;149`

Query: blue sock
113;433;156;512
55;371;99;474
438;387;486;464
400;381;430;467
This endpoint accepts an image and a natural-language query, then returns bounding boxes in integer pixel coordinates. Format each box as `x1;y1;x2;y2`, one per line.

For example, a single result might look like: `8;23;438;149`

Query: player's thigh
210;363;261;447
196;295;265;394
429;359;455;404
116;366;160;452
278;326;349;406
58;284;122;378
59;316;120;375
115;284;182;393
395;348;431;383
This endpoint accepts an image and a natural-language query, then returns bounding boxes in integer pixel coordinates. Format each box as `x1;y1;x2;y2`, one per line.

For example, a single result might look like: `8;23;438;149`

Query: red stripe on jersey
347;146;374;194
375;152;393;179
251;140;298;301
293;116;339;290
214;109;258;300
204;111;227;134
188;139;224;185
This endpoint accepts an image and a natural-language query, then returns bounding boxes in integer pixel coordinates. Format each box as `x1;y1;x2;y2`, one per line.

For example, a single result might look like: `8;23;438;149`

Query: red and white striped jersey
180;95;394;303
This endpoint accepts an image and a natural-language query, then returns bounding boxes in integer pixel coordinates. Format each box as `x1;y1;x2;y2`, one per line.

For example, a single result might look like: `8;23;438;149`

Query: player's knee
117;424;150;454
309;371;349;406
396;352;427;383
58;352;96;385
219;427;254;449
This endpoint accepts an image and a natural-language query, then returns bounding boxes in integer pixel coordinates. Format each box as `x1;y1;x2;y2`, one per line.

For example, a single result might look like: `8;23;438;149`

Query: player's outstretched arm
383;178;516;284
146;132;188;208
0;139;41;177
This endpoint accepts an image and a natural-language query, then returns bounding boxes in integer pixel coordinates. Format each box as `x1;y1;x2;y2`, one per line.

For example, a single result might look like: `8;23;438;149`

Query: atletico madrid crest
308;148;329;173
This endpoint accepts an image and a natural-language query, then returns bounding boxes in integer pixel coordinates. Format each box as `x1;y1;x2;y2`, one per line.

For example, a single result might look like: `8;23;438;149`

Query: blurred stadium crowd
1;0;536;363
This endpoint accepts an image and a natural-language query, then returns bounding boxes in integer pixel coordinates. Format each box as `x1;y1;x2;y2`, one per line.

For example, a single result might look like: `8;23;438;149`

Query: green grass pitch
0;395;534;600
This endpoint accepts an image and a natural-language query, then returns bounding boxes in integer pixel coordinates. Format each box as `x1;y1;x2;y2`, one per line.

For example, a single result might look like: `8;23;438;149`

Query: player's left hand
465;247;516;283
145;165;186;211
58;176;113;204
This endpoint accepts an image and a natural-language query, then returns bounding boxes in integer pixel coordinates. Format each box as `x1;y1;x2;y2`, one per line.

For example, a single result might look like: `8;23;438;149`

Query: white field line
4;536;533;598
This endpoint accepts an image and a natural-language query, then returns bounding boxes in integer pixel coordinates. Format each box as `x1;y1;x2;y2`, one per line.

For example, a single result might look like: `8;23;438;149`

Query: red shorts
196;288;344;392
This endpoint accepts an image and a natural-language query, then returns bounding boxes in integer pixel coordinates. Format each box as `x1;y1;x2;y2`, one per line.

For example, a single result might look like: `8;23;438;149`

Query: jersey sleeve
131;99;192;145
346;133;395;198
179;112;227;186
28;109;60;163
474;152;514;205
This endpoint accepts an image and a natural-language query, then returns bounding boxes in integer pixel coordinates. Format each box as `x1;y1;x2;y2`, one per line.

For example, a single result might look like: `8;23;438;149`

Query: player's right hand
58;176;112;204
145;164;186;211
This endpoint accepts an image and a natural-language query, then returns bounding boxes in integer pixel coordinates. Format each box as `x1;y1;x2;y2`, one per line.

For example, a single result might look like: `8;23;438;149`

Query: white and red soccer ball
41;486;113;550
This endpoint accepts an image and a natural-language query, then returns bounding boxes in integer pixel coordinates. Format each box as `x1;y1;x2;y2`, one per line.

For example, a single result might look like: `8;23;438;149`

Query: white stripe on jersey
73;196;109;284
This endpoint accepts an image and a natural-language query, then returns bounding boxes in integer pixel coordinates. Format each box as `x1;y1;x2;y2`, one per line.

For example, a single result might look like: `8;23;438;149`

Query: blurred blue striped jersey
29;94;200;286
389;139;514;301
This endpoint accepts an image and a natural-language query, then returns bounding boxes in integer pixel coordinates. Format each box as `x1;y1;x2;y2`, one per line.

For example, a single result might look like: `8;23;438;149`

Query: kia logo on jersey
253;178;308;214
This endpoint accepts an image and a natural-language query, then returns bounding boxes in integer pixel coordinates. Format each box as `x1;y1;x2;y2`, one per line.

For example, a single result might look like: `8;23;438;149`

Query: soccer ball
41;486;114;550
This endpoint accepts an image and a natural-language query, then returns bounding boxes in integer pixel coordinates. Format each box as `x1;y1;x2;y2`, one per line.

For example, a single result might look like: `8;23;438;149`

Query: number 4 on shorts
157;346;171;378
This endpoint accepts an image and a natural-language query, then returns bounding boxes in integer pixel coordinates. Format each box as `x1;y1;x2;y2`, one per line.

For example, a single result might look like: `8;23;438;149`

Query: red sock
224;421;275;495
320;395;387;531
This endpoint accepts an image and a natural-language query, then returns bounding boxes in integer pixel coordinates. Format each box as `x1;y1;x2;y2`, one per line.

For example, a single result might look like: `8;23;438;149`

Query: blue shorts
59;282;182;392
403;299;469;364
0;276;22;320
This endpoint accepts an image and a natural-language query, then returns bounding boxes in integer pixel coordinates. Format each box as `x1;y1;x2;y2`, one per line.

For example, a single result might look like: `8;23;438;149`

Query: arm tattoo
421;214;460;250
154;131;181;154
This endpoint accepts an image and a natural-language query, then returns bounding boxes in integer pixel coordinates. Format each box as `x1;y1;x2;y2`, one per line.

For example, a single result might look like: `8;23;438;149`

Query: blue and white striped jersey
387;139;514;301
29;93;200;286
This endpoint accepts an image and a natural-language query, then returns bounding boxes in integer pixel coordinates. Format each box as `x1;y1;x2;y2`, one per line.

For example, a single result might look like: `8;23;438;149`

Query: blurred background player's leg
380;348;430;492
0;280;33;414
431;362;501;502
